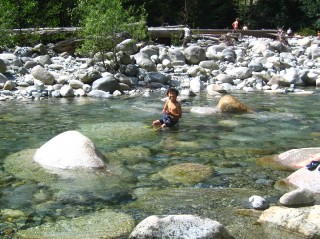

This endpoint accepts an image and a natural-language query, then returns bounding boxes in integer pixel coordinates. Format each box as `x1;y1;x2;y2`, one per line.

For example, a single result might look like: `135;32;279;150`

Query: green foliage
78;0;147;71
171;30;184;46
299;0;320;29
297;27;316;36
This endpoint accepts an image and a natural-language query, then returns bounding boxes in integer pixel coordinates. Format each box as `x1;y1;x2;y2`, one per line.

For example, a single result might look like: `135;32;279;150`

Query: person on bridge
232;18;239;32
183;26;191;47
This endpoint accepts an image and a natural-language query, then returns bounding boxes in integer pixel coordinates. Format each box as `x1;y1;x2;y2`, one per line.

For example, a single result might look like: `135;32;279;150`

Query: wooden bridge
148;26;278;39
11;26;278;39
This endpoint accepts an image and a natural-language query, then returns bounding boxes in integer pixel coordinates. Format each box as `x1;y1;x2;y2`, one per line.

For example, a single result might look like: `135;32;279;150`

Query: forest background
0;0;319;47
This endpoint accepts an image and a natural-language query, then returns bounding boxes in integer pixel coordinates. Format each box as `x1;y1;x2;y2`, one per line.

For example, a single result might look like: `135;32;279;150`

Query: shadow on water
1;91;320;238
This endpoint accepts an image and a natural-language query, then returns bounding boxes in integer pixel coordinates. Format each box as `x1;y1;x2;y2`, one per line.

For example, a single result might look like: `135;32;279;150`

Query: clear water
1;90;320;238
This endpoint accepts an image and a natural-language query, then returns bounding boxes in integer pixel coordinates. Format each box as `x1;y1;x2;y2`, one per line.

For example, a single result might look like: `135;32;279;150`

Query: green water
1;90;320;238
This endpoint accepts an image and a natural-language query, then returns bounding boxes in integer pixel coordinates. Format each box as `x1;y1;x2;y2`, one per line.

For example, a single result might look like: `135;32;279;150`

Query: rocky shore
1;34;320;238
0;34;320;101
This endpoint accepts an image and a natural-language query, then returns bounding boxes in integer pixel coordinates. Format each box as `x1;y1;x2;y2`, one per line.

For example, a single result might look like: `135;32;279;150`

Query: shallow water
1;90;320;238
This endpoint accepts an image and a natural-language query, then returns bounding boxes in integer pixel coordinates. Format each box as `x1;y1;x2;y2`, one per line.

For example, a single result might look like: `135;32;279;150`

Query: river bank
0;33;320;102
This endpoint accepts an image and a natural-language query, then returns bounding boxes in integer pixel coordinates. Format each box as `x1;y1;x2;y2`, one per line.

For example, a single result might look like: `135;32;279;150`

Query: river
0;90;319;238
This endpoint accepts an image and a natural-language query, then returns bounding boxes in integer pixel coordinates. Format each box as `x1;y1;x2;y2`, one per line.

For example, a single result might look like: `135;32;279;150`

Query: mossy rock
3;149;58;184
152;163;213;185
17;209;135;239
123;187;276;239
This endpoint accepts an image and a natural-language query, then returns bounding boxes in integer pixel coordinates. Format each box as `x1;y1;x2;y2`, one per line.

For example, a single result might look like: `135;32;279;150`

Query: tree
299;0;320;29
78;0;147;71
0;0;39;46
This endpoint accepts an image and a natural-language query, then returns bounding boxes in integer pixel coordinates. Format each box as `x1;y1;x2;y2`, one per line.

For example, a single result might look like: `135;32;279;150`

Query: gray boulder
249;195;269;210
144;72;169;84
69;79;84;89
60;85;75;97
199;60;219;71
129;215;234;239
31;65;55;85
77;69;102;84
279;188;315;207
184;46;206;64
134;52;157;72
35;55;53;65
33;43;48;55
168;48;186;63
116;51;131;65
92;75;120;93
24;60;39;69
225;67;252;80
140;45;159;58
222;48;236;62
115;39;138;55
124;64;139;77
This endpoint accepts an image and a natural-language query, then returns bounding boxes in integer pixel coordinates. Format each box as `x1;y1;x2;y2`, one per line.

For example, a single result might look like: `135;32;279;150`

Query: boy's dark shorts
160;116;179;127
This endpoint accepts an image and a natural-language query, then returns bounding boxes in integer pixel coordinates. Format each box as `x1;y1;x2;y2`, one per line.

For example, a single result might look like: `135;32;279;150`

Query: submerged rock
34;130;106;169
17;209;135;239
153;163;213;185
124;187;276;239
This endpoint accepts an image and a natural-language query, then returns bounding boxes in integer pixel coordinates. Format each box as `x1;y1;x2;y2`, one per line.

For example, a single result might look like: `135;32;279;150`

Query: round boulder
216;95;251;113
31;65;55;85
184;46;206;64
33;130;106;169
129;215;234;239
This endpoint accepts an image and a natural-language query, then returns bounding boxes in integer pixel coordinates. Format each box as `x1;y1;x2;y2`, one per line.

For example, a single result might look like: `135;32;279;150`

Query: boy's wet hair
166;88;179;96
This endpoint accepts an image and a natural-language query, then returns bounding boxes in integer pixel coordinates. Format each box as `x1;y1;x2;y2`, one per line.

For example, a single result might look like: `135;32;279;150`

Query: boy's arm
162;100;168;114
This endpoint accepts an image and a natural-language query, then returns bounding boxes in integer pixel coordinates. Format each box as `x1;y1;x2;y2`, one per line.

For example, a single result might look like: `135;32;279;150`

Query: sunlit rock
34;130;106;169
129;215;234;239
279;188;315;207
259;147;320;171
258;206;320;238
216;95;251;113
275;167;320;194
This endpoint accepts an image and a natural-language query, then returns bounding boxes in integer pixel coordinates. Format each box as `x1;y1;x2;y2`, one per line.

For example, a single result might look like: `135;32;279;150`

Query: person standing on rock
183;26;191;47
232;18;239;32
152;88;182;129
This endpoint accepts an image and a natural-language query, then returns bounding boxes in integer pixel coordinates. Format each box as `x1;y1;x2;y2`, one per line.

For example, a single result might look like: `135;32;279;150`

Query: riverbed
1;89;319;238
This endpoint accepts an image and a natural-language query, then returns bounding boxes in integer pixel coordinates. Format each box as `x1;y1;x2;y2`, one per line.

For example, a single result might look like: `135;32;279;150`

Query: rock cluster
1;34;320;101
254;147;320;238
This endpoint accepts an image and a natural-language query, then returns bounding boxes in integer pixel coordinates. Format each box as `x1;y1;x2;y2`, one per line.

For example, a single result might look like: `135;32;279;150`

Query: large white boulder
129;215;234;239
34;130;106;169
258;206;320;238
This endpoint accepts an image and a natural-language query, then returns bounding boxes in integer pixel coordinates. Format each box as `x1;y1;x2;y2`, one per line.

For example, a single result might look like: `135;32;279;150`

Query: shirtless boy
232;18;239;32
152;88;182;129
